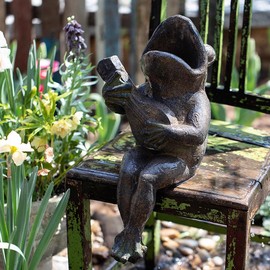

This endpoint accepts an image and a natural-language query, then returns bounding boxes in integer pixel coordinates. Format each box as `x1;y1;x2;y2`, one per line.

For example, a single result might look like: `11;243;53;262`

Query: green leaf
0;242;26;261
254;80;270;95
4;69;16;115
26;127;44;142
26;48;35;97
211;103;226;121
161;0;167;22
28;190;70;270
25;182;53;261
56;91;72;101
234;108;262;126
0;165;8;242
12;181;29;269
9;41;18;67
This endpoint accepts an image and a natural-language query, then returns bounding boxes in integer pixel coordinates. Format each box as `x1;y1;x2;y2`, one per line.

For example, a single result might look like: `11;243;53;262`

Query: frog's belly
125;93;178;146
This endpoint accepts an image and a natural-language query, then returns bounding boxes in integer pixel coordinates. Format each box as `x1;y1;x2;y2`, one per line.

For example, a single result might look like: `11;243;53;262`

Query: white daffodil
0;31;12;72
0;131;34;166
0;47;12;72
0;31;8;47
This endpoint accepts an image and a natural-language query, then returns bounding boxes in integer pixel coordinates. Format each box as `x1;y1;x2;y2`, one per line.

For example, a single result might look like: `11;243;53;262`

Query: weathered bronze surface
97;15;215;264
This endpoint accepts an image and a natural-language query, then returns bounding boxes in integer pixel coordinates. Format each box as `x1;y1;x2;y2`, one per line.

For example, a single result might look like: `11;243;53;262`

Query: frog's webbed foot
111;229;147;264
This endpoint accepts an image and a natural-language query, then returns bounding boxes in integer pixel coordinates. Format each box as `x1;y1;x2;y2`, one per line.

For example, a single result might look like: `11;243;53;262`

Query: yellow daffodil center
10;146;18;154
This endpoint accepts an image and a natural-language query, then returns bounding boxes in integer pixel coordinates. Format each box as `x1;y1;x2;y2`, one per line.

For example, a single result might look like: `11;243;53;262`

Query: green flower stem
0;164;8;247
64;58;80;115
5;69;15;115
54;135;70;184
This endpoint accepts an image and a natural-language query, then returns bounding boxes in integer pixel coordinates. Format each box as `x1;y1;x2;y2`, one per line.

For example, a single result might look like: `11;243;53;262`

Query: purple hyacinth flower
63;16;87;57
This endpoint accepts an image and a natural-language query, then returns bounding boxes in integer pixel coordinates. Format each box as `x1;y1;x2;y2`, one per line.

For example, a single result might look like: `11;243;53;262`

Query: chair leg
144;213;161;269
226;209;250;270
66;178;92;270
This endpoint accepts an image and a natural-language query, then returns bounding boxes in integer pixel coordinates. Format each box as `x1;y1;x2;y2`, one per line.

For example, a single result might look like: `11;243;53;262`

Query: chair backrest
149;0;270;114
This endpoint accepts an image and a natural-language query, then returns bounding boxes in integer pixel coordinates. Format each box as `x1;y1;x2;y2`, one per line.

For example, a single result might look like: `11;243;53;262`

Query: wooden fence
1;0;269;86
0;0;187;84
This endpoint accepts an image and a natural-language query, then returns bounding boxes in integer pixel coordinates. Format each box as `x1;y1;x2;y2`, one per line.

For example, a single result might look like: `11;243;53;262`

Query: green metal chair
66;0;270;269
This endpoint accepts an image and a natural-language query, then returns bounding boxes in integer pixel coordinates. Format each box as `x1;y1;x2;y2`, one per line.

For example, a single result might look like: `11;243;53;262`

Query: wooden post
66;178;92;270
130;0;151;84
226;210;250;270
95;0;120;92
95;0;120;60
0;0;5;32
41;0;61;53
12;0;32;72
180;0;186;15
166;0;186;16
166;0;181;17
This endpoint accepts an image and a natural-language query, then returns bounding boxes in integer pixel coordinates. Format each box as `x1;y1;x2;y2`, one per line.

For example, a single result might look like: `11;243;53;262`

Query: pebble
178;246;194;256
189;228;208;238
161;228;181;240
190;254;202;268
212;256;224;266
177;238;198;249
91;219;102;234
197;248;211;262
203;260;215;268
163;239;180;251
92;245;109;264
198;237;216;251
161;221;190;232
94;235;104;244
165;250;174;257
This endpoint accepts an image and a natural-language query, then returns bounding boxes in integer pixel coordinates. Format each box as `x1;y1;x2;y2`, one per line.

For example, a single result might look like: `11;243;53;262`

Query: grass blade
25;182;53;261
28;189;70;270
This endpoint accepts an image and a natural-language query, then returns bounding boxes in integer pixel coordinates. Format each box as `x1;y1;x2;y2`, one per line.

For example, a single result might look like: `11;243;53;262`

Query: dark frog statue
97;15;215;264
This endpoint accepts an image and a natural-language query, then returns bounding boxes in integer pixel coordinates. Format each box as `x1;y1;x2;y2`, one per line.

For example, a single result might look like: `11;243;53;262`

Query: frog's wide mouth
142;15;207;71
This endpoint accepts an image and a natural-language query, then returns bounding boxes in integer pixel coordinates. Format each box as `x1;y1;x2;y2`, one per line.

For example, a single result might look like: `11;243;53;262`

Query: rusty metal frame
150;0;270;114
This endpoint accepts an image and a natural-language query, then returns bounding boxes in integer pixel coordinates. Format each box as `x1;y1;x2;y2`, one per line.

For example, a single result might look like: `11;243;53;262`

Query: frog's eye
205;44;215;67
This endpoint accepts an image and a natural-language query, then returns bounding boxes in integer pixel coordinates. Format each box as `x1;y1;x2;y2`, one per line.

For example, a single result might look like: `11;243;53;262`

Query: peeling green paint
187;208;226;224
159;198;190;211
113;132;135;150
210;120;270;148
80;158;120;174
208;136;238;146
207;131;269;162
233;148;268;162
229;209;240;221
158;198;226;224
94;153;122;163
67;203;85;269
199;0;209;43
67;200;92;270
83;198;92;244
211;0;225;86
226;238;236;270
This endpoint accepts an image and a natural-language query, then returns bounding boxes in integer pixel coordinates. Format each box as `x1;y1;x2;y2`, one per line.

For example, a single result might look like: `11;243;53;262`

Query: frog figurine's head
141;15;215;99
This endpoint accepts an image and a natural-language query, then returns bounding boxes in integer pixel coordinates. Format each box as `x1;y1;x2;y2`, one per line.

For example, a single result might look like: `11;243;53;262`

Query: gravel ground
88;201;270;270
